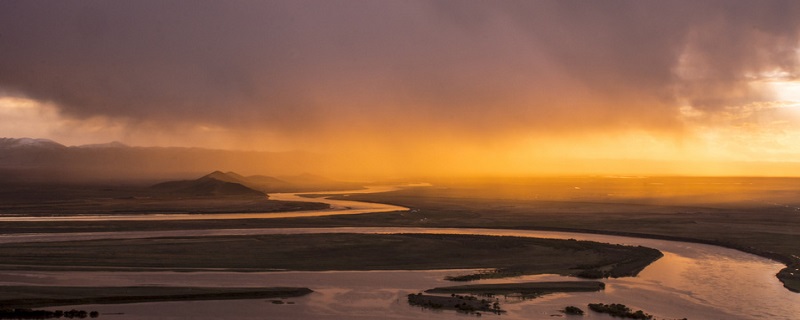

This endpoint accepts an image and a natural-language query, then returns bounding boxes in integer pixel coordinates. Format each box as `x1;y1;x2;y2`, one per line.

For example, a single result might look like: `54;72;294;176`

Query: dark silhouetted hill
152;171;360;195
150;171;265;197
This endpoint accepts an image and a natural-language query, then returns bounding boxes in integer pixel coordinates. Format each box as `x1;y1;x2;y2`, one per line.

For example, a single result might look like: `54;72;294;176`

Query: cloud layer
1;1;799;176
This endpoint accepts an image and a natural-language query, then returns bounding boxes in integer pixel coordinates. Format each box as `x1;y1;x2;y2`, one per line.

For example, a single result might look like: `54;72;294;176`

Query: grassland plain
0;184;327;216
0;177;797;293
0;233;659;278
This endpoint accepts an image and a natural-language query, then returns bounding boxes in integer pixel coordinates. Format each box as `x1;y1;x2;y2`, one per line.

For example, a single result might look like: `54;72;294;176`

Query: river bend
0;186;797;319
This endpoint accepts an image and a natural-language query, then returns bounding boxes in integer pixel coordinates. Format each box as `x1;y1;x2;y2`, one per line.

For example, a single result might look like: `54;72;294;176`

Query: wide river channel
0;186;797;319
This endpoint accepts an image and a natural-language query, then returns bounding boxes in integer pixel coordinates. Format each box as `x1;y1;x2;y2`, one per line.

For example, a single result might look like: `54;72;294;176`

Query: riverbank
0;286;312;309
1;178;796;292
0;179;797;318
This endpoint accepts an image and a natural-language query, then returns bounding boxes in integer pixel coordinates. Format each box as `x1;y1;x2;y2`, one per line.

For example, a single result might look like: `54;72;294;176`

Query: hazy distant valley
1;137;799;319
0;138;335;184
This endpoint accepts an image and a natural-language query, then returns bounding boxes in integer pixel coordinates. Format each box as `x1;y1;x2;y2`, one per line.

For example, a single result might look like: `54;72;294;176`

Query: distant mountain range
0;137;67;149
0;137;339;184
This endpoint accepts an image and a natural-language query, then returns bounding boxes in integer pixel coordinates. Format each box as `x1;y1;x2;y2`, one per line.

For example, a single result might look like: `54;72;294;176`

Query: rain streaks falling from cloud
1;1;799;176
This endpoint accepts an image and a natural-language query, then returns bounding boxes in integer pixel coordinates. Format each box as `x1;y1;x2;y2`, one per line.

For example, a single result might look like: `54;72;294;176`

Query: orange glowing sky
1;1;800;178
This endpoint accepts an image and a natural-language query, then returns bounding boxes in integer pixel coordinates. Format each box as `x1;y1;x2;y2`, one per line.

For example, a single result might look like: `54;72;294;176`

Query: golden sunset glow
1;3;800;319
1;1;800;179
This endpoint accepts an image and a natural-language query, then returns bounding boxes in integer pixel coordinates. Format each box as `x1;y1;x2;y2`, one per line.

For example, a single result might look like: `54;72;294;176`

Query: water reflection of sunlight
638;252;691;287
8;229;798;319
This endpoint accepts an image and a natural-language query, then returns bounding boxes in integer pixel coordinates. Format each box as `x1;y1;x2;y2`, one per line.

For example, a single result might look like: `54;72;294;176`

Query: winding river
0;186;407;222
0;186;797;319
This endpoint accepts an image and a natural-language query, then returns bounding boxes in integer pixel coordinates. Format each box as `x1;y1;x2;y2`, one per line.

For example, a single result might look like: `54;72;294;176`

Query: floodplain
0;176;798;319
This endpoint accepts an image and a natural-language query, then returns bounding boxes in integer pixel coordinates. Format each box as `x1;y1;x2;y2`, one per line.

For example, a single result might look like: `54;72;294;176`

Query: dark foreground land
0;286;312;309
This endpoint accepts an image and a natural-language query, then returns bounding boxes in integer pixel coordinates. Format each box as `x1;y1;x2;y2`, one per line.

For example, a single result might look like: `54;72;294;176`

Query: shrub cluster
587;303;651;319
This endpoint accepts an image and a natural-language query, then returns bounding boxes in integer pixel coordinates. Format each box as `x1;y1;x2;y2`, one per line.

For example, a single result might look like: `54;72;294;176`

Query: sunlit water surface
0;186;797;319
1;227;795;319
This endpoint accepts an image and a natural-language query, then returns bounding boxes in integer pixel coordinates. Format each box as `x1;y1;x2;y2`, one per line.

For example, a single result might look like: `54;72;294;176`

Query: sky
1;1;800;177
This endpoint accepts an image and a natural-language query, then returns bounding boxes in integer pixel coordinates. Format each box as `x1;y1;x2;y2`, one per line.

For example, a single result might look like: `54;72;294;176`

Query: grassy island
0;233;659;308
0;286;312;309
409;281;604;315
408;293;504;315
588;303;653;319
425;281;605;297
0;233;661;278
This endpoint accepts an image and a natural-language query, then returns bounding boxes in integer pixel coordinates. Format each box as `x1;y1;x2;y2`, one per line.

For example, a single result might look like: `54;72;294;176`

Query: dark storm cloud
0;1;798;134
